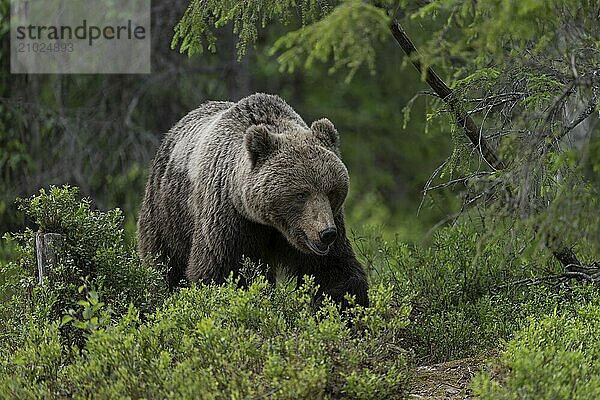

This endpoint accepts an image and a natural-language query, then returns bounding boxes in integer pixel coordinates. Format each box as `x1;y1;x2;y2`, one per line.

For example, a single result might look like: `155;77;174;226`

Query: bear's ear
245;124;280;167
311;118;340;152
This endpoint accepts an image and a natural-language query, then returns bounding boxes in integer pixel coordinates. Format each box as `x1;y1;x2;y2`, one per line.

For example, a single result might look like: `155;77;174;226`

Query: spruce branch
383;14;592;270
388;18;506;171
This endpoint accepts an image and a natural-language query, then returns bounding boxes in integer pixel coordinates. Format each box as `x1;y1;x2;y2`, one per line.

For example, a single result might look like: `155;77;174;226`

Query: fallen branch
495;262;600;291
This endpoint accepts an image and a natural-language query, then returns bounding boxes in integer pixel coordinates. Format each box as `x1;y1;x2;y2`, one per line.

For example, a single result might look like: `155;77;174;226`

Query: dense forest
1;1;599;398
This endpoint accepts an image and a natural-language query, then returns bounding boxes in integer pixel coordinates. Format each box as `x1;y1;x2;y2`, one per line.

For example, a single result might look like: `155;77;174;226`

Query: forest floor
408;357;492;400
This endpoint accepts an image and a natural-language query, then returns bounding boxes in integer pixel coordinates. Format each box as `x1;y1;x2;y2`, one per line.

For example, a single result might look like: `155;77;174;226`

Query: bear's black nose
319;227;337;246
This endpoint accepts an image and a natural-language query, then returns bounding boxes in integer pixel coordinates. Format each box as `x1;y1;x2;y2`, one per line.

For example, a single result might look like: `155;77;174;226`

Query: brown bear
137;93;368;308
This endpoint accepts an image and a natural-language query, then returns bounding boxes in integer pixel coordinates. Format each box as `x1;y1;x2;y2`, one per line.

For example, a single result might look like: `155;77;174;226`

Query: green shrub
354;223;599;362
0;275;412;399
472;300;600;399
408;285;598;362
0;185;168;346
2;185;597;398
357;223;559;310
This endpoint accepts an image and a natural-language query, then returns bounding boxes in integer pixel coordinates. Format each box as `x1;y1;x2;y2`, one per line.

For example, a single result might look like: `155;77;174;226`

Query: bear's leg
186;218;248;285
304;215;369;309
265;266;277;285
136;200;157;258
137;202;169;275
138;198;192;288
187;237;230;284
288;241;368;310
315;243;369;309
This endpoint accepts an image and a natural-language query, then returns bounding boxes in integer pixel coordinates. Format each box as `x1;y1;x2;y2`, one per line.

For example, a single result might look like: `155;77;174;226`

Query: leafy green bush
0;185;168;346
355;222;599;362
473;300;600;399
408;284;598;362
0;274;412;399
2;185;597;398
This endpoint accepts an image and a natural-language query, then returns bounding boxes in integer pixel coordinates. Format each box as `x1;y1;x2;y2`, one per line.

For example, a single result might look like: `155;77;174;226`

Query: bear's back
167;94;307;154
163;101;234;174
154;94;311;187
168;100;234;144
228;93;307;130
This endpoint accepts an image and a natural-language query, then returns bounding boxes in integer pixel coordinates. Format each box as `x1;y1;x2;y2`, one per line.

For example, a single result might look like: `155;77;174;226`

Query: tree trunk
35;232;62;286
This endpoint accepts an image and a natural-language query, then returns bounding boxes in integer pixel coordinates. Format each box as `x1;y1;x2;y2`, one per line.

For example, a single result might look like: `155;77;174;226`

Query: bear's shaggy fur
137;93;368;307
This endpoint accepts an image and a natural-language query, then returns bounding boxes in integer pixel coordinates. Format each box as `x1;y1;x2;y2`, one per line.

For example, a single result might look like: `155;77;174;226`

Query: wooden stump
35;232;62;286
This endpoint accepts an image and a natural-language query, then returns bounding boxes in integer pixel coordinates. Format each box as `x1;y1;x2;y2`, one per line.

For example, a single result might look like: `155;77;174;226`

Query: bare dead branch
553;92;600;146
495;262;600;291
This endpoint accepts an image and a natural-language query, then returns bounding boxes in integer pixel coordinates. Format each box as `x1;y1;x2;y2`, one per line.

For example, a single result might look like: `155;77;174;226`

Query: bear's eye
295;192;309;203
328;191;343;211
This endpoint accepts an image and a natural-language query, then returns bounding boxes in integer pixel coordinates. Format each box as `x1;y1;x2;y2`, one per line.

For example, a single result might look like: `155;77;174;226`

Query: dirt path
408;357;489;400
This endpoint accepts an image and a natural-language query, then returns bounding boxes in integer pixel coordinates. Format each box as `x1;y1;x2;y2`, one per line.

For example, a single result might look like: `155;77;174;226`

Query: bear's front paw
326;277;369;310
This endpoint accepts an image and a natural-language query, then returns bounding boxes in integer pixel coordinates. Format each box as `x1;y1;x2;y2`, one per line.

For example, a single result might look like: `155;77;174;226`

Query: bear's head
243;118;349;256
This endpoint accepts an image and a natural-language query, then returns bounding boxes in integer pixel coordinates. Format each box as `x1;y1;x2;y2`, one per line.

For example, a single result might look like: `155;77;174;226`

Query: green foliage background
1;0;599;398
